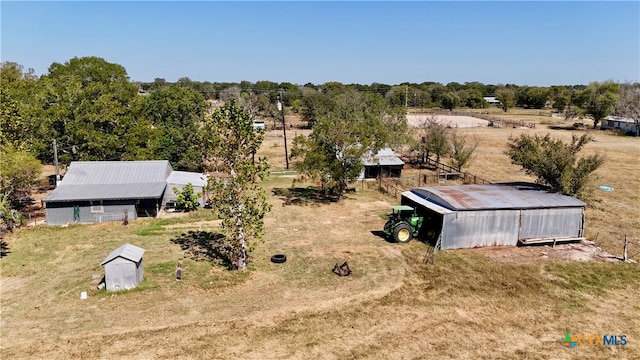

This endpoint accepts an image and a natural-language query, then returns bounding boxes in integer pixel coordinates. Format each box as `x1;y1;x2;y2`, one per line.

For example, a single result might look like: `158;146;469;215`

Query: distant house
601;116;638;135
358;147;404;179
484;97;501;106
43;161;208;225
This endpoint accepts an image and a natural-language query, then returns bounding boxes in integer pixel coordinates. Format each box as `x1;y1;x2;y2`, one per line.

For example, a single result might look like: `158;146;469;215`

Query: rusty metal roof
411;183;586;211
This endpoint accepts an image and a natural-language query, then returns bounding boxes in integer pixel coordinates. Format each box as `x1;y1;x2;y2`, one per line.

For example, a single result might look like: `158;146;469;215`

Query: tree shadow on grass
272;186;347;206
0;240;10;258
170;230;236;269
548;125;592;132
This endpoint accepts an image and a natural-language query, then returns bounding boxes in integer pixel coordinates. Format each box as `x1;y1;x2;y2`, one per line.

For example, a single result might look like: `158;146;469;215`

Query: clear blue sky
2;1;639;86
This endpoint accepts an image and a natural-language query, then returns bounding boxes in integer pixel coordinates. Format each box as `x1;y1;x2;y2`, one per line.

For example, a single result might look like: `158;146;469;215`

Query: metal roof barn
42;161;211;225
44;161;172;202
100;243;145;292
401;183;586;249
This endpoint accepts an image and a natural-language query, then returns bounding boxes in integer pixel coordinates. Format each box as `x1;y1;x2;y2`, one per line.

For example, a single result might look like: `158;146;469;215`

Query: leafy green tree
292;91;405;201
242;93;278;122
526;87;551;109
174;183;201;212
37;56;156;164
0;62;44;152
417;117;450;164
550;86;572;112
202;100;271;271
575;81;620;128
300;91;334;128
466;92;488;109
140;84;207;170
384;86;407;107
449;131;479;169
0;145;42;229
506;133;604;200
441;92;460;111
496;88;516;112
0;145;42;201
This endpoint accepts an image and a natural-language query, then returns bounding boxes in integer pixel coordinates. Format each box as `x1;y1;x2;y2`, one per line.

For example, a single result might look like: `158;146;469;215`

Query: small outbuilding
359;147;405;179
601;116;638;135
164;171;210;209
100;243;145;292
401;183;586;249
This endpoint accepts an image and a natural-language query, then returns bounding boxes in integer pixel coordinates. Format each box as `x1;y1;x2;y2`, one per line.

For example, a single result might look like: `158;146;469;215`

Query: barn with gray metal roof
401;183;586;249
43;161;208;225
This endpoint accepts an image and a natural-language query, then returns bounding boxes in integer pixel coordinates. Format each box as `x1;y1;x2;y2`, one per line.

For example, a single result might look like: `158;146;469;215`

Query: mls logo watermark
563;333;628;348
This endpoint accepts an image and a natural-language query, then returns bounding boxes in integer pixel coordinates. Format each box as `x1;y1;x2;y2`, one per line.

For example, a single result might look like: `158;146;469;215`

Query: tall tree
441;92;460;111
0;145;42;229
506;133;604;200
550;86;572;112
496;88;516;112
0;62;43;152
575;81;620;129
202;101;271;271
417;117;450;164
448;131;479;169
37;56;156;164
140;84;207;170
292;90;405;201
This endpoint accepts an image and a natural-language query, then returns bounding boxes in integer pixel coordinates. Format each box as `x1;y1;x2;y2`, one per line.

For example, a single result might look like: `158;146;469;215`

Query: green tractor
383;205;424;243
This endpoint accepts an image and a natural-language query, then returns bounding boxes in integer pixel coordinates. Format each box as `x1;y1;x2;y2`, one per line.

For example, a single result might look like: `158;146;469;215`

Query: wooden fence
376;155;492;199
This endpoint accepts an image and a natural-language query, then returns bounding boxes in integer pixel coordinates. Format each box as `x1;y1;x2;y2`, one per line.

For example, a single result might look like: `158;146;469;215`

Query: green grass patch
544;261;640;294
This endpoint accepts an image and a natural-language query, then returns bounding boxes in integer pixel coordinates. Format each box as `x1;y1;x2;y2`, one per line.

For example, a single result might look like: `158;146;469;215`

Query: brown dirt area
474;240;628;264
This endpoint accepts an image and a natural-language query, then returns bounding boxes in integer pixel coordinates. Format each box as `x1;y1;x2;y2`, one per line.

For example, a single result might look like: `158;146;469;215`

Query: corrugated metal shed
411;182;586;210
100;243;145;292
401;183;586;250
44;161;172;202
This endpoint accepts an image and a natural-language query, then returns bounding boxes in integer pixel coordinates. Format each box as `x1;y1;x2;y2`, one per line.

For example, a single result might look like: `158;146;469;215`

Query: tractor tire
393;223;413;243
383;219;394;235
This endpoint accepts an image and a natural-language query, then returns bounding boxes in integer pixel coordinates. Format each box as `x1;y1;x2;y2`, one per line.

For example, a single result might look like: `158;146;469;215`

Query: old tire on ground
271;254;287;263
393;223;413;243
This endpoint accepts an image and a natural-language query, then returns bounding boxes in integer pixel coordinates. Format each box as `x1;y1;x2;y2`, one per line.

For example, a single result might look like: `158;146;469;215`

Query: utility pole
278;92;289;169
53;139;60;185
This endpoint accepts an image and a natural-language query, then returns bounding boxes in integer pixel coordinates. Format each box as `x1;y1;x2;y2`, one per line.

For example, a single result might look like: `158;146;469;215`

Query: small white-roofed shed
100;243;145;292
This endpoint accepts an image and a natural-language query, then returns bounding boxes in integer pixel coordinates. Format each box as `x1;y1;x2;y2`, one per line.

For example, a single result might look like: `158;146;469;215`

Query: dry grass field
1;110;639;359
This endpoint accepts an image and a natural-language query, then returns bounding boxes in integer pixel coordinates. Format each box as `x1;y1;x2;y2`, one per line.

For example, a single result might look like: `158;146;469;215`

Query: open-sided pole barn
401;183;586;249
